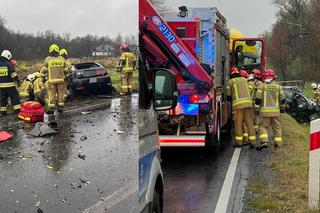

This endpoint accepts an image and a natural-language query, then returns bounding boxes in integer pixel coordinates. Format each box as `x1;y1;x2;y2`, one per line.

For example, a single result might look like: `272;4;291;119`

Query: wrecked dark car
283;86;320;122
68;62;113;99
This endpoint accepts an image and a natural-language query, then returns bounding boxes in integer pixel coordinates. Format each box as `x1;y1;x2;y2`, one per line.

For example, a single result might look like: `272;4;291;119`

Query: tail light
96;69;106;75
189;95;209;104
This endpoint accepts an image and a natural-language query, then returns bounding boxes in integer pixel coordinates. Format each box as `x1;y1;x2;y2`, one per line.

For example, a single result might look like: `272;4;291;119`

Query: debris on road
76;151;86;160
37;208;44;213
47;165;54;170
28;122;58;137
19;154;33;160
80;136;87;141
81;111;91;115
116;130;124;134
79;178;91;185
0;131;13;142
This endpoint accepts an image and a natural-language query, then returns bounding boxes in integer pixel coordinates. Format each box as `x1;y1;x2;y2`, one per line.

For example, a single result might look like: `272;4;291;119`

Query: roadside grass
248;113;316;213
303;82;313;99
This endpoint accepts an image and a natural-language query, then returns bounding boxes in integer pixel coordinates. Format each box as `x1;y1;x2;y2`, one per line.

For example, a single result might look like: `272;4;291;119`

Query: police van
138;61;178;212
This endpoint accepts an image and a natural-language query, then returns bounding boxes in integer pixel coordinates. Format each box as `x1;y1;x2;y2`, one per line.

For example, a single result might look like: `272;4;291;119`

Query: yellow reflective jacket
19;80;33;97
33;77;45;95
248;80;255;99
226;77;252;109
41;56;69;83
313;89;320;100
256;81;284;117
119;52;136;72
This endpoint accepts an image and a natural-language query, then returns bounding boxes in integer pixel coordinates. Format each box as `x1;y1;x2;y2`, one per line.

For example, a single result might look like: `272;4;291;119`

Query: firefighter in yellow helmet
256;69;285;150
119;44;136;96
227;66;256;148
0;50;21;116
59;48;72;100
19;74;35;103
33;72;47;105
40;44;70;113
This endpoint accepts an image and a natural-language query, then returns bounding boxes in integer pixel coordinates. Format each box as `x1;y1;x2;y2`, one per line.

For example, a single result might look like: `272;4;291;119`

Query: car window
75;63;100;70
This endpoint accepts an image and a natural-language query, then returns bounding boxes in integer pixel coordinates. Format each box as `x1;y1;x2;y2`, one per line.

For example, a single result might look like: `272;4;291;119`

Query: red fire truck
139;0;266;148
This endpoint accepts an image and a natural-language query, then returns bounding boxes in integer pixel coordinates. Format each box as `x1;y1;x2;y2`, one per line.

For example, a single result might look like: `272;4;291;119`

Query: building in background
92;44;115;56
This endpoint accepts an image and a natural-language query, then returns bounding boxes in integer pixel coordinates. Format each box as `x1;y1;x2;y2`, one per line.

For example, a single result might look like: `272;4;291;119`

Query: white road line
83;181;138;213
214;148;242;213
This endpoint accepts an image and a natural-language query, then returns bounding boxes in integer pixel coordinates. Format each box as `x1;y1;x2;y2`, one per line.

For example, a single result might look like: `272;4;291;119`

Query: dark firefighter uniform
227;69;256;147
0;56;21;115
41;54;69;112
119;51;136;95
256;76;285;148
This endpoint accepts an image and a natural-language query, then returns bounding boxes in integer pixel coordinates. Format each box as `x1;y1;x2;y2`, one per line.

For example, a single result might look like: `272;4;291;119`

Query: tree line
0;16;137;60
265;0;320;81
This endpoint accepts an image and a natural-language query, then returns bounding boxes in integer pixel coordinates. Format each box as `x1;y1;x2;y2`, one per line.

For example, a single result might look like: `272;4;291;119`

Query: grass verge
248;114;317;213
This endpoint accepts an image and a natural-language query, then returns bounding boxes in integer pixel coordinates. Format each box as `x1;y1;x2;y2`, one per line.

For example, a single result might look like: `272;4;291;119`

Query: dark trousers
0;87;21;112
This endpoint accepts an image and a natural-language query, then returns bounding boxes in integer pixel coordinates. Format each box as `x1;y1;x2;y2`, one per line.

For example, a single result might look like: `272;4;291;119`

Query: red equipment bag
18;101;45;123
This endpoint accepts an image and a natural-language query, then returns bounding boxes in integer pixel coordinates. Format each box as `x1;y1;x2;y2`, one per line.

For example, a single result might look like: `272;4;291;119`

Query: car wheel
151;190;161;213
68;88;77;101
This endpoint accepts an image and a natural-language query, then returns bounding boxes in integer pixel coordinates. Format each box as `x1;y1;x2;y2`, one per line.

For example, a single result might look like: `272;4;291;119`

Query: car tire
151;190;162;213
68;88;77;101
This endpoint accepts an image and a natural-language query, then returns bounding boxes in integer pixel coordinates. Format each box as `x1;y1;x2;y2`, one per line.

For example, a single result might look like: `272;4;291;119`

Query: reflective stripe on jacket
119;52;136;72
33;77;45;94
19;80;33;97
0;56;18;88
41;56;68;83
226;77;252;109
256;81;284;117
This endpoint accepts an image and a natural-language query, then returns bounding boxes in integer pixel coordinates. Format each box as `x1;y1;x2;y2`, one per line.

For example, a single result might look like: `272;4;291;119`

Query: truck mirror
153;68;178;111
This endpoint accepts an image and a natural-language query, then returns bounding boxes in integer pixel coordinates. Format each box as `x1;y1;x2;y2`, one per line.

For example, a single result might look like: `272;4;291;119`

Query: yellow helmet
49;44;59;53
34;72;41;78
59;48;68;56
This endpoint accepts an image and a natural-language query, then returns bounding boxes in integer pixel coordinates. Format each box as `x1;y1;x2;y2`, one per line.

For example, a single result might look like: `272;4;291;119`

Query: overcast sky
0;0;137;38
164;0;278;37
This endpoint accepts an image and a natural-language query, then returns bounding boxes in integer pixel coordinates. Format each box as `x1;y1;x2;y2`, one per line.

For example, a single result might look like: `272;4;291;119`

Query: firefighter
0;50;21;116
256;69;285;150
227;66;256;148
19;74;35;103
59;48;72;100
240;70;251;144
252;69;264;131
40;44;70;113
33;72;46;105
119;44;136;96
312;83;320;102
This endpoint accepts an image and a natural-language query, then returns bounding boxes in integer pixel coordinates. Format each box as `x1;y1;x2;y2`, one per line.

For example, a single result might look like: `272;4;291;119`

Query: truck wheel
151;190;161;213
206;111;222;152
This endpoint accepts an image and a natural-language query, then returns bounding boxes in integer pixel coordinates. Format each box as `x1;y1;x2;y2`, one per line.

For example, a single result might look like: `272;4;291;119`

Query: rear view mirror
153;69;178;111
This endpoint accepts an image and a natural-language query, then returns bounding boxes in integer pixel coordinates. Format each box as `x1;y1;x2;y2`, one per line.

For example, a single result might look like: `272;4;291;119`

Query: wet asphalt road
0;95;138;213
162;137;256;213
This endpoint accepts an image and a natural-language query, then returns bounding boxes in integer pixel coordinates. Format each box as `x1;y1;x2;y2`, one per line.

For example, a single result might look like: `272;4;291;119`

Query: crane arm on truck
139;0;212;93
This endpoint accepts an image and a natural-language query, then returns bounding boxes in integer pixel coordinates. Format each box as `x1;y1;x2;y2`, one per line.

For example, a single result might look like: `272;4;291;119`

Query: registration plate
89;78;98;83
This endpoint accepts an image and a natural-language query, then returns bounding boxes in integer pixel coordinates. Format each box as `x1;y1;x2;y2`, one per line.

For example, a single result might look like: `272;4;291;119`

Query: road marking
214;148;241;213
83;180;138;213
